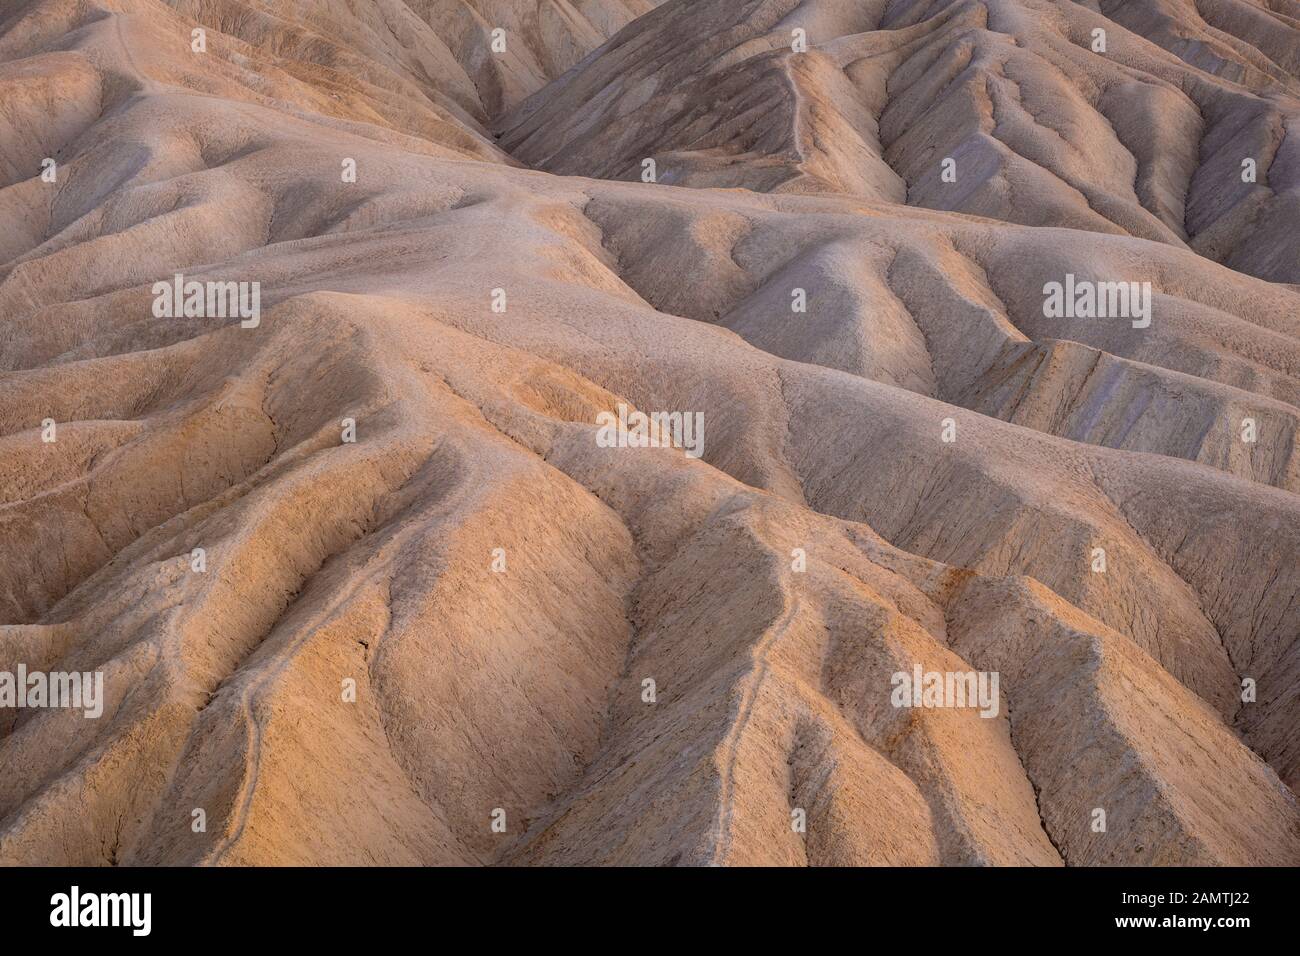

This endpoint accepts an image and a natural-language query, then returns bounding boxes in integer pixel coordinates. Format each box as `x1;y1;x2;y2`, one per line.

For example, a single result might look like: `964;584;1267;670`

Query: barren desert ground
1;0;1299;867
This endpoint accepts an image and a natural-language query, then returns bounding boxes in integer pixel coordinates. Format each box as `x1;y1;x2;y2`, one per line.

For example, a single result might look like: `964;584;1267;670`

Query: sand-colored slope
1;0;1297;866
948;574;1300;865
501;0;1300;282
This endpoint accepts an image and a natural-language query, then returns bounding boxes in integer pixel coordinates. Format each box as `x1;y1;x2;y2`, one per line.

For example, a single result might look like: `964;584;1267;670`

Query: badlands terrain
0;0;1299;866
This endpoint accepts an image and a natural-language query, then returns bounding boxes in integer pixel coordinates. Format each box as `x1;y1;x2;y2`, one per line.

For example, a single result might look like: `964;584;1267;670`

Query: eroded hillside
0;0;1297;865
